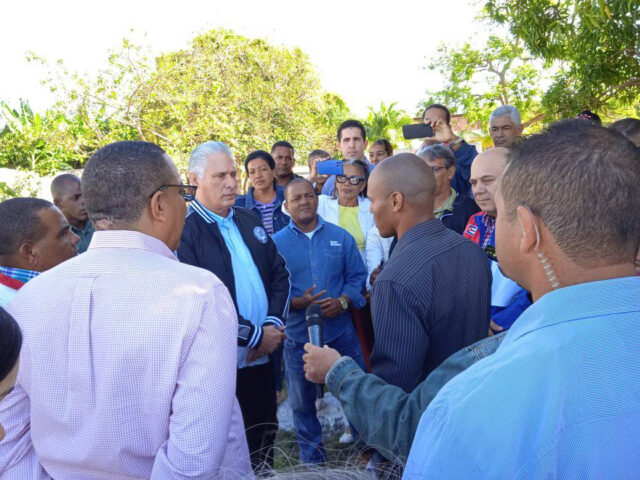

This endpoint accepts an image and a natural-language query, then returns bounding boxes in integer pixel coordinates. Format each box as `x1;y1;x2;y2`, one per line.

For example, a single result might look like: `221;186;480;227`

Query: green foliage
483;0;640;118
419;35;545;138
362;102;413;148
1;29;350;182
0;174;40;201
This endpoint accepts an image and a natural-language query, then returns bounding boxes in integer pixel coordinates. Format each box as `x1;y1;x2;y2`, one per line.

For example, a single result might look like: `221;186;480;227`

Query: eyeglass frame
149;184;197;202
430;165;450;174
336;175;366;186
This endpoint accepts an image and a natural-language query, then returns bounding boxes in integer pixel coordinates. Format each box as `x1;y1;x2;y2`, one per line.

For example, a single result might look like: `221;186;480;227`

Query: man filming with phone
421;104;479;196
272;178;368;465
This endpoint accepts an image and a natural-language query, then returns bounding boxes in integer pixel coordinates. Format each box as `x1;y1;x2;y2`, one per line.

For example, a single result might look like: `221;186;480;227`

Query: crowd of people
0;103;639;479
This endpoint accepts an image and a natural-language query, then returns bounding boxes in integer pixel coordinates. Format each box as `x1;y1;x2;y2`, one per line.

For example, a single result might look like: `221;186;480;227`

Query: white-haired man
489;105;524;148
177;141;290;475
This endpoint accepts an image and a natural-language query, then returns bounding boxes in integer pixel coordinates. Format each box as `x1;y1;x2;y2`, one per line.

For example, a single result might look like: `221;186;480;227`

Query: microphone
305;304;324;399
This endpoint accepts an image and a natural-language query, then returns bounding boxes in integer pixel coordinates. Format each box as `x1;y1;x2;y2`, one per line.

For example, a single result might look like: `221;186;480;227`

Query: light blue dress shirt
404;276;640;479
203;206;269;368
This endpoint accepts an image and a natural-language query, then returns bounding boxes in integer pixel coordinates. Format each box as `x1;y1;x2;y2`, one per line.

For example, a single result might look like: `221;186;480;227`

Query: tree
484;0;640;118
419;35;545;141
3;29;351;179
362;102;413;148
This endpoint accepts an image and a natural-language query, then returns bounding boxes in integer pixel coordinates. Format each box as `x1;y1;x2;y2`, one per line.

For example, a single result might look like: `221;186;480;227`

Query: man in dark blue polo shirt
273;178;368;465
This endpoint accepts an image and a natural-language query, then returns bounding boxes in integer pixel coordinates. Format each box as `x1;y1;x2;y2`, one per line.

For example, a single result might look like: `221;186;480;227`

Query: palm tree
363;102;413;147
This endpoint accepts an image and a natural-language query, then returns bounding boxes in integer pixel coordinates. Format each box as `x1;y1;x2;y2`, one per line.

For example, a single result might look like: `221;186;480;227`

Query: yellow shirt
338;205;365;251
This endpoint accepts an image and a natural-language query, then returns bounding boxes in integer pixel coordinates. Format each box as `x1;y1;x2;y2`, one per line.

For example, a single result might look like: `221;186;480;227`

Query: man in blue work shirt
404;120;640;479
273;178;368;465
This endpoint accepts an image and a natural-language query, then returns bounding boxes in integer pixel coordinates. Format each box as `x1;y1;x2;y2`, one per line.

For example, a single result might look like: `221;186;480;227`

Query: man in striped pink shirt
0;141;251;479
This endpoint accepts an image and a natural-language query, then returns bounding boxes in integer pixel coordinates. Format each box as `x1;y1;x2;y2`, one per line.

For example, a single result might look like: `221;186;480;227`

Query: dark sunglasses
150;184;197;202
336;175;365;185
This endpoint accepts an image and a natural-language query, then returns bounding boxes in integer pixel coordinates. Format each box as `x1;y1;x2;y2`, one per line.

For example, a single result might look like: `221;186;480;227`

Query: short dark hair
337;120;367;142
82;141;176;226
422;103;451;124
271;141;295;153
610;118;640;143
284;177;315;199
0;307;22;382
372;139;393;157
308;149;331;160
244;150;276;173
0;197;53;256
501;119;640;267
576;109;602;125
50;173;81;201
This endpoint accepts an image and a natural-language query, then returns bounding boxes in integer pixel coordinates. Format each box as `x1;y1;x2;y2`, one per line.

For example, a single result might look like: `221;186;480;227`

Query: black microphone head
305;304;323;327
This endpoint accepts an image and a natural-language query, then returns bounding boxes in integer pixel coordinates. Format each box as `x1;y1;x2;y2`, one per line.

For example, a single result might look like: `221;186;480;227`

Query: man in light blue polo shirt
273;178;368;465
404;119;640;479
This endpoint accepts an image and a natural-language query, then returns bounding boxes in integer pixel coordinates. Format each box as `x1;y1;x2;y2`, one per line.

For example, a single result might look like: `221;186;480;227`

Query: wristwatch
338;295;349;311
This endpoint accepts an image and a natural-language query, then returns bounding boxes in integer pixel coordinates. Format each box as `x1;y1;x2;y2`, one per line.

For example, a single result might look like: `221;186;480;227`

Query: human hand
291;285;327;310
303;344;342;384
488;319;504;336
257;325;286;355
246;348;265;363
313;297;343;318
425;118;457;144
369;264;383;286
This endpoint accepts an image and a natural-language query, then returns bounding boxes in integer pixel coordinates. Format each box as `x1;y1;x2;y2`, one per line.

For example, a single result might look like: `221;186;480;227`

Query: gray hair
490;105;521;127
189;141;234;177
416;144;456;168
501;119;640;267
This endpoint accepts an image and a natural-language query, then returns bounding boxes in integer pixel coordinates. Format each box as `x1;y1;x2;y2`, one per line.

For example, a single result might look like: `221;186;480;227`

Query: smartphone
402;123;434;140
317;160;344;176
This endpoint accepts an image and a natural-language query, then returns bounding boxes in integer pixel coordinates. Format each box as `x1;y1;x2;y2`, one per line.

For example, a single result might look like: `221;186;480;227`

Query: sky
1;0;490;117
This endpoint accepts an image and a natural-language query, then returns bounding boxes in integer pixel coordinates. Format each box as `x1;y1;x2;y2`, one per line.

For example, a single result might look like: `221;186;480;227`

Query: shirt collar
434;188;457;217
87;230;178;261
0;266;39;284
70;220;93;235
396;219;445;251
502;276;640;348
191;199;234;225
245;183;284;209
289;215;325;236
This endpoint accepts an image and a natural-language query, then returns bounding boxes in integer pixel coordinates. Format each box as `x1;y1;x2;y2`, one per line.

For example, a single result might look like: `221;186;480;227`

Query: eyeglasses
150;184;197;202
430;166;449;173
336;175;365;185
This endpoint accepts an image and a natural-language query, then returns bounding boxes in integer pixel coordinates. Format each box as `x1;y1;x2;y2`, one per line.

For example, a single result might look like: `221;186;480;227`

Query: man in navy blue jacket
177;141;290;475
422;103;479;196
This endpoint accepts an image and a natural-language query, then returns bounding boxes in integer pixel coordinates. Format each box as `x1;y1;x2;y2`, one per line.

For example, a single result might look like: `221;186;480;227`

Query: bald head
368;153;437;238
469;147;510;215
370;153;436;207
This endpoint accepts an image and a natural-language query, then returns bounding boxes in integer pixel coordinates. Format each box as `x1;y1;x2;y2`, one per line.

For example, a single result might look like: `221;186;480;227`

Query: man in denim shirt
273;178;368;465
303;331;505;463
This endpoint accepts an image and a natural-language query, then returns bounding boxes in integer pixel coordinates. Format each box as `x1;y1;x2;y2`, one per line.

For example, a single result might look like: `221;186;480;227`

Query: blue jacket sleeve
491;288;532;330
264;235;291;327
340;232;367;309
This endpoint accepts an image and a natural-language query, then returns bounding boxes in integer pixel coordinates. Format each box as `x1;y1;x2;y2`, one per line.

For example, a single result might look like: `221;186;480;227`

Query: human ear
188;172;199;186
390;192;404;213
516;206;538;254
17;242;38;268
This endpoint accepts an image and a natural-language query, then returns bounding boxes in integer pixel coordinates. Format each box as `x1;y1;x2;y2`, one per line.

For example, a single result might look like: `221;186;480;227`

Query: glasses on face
336;175;365;185
430;166;449;174
150;184;197;202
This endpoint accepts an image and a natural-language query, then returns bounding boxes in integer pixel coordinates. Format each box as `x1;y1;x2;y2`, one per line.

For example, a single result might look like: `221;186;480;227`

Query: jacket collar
244;183;285;210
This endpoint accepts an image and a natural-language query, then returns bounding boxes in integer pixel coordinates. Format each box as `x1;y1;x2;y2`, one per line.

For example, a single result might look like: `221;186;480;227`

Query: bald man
359;154;491;392
464;148;532;333
51;174;94;253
